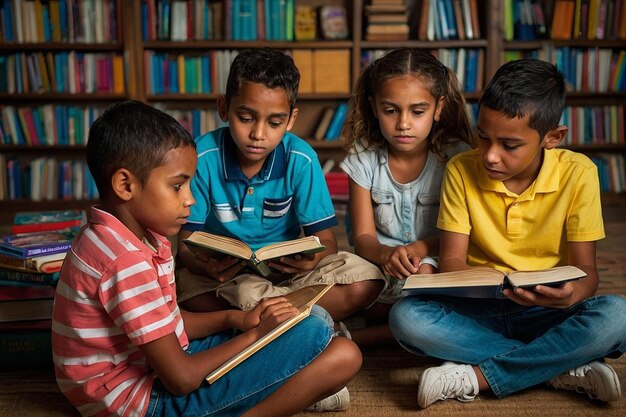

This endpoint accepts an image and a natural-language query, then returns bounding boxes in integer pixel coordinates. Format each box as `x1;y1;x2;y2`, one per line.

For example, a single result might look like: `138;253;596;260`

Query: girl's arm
350;180;422;278
138;298;298;396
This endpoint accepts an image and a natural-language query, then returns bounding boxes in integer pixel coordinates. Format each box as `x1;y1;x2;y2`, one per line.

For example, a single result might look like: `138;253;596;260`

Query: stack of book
365;0;410;41
0;210;84;369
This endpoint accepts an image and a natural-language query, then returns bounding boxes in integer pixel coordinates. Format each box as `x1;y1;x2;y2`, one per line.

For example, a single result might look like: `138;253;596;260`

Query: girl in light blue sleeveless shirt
340;49;474;305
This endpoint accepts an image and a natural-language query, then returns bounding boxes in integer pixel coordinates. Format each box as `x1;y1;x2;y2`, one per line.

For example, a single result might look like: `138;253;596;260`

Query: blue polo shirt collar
222;129;287;182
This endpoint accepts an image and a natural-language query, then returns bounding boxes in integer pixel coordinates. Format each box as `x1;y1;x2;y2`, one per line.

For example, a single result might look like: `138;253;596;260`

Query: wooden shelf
504;39;626;50
0;42;124;51
361;39;489;49
146;93;351;102
0;93;127;102
142;40;354;50
0;145;86;153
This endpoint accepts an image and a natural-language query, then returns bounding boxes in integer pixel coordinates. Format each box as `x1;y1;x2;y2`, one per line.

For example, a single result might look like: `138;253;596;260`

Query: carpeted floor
1;210;624;417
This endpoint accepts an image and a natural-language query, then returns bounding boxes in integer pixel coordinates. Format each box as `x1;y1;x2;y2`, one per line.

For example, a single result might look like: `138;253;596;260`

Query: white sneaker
306;386;350;412
417;362;479;408
548;361;621;402
332;321;352;340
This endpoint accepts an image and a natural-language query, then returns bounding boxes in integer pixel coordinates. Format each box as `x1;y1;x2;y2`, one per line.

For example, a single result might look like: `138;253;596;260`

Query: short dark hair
479;59;565;138
224;48;300;110
86;100;194;199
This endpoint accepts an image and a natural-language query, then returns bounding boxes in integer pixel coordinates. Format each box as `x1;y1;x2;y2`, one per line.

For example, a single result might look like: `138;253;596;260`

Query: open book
402;265;587;299
206;284;334;384
183;232;326;276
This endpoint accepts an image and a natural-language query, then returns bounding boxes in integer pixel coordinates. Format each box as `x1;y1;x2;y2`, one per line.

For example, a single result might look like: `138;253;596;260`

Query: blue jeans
389;294;626;397
145;305;333;417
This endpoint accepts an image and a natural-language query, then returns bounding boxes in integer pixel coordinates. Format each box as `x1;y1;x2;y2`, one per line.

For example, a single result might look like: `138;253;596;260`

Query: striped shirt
52;207;188;417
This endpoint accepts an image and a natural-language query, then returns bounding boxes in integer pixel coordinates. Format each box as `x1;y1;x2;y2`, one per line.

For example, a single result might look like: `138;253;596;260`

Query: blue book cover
201;55;211;93
141;1;149;40
42;3;52;41
324;102;348;141
0;56;7;92
2;0;14;42
0;230;76;260
59;0;68;41
31;108;45;145
443;0;457;39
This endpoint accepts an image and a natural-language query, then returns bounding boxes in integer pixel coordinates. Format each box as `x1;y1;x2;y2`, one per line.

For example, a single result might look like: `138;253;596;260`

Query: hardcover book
0;229;76;259
402;265;587;299
11;209;86;234
183;232;326;277
206;284;334;384
0;251;67;273
0;267;60;286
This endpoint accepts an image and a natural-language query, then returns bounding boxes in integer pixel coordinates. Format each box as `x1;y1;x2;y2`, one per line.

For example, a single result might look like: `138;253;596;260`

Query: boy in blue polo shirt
176;48;385;330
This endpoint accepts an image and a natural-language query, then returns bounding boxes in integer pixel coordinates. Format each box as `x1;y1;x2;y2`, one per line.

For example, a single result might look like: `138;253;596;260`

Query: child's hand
502;281;575;308
266;252;320;275
242;297;299;335
195;254;245;283
382;246;419;279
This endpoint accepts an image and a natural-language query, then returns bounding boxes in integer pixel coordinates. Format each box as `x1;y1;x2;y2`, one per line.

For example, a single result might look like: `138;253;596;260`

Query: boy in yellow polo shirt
389;59;626;408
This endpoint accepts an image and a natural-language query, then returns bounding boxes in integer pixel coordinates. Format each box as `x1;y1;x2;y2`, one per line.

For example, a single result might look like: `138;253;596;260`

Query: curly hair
343;48;474;159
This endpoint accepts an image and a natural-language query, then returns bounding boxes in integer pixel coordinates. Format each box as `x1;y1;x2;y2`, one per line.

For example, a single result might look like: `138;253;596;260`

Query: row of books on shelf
142;0;326;42
0;52;125;95
412;0;481;41
145;49;235;95
504;47;626;93
503;0;626;41
362;48;484;93
0;105;103;146
0;210;86;369
560;104;625;146
503;0;547;40
0;156;99;201
591;153;626;192
157;106;225;139
550;0;626;40
0;0;120;44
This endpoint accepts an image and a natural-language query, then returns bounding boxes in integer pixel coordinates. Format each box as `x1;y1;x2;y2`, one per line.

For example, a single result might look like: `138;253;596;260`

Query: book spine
249;255;272;277
0;329;53;369
0;269;59;286
0;242;71;259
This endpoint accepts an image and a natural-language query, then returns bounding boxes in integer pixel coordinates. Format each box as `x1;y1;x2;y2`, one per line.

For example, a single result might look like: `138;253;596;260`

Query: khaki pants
176;251;386;311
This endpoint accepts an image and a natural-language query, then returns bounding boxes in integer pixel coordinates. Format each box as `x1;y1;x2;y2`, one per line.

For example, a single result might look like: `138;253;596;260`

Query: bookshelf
1;0;624;224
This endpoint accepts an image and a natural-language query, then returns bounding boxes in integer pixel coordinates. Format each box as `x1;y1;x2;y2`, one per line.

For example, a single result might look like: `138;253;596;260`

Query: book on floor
183;232;326;277
11;209;86;234
0;251;67;274
206;284;334;384
401;265;587;299
0;229;76;259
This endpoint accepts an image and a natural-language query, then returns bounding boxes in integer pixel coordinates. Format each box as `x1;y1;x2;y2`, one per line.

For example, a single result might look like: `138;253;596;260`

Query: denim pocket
417;193;439;233
371;188;394;227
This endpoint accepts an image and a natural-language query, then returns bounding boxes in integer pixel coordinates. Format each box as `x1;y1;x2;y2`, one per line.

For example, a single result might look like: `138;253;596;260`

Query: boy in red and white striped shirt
52;101;360;417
